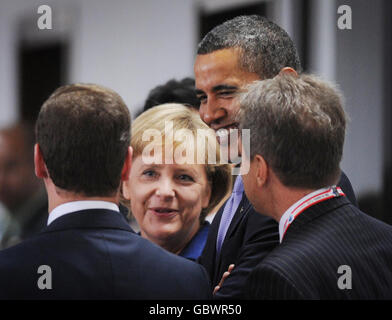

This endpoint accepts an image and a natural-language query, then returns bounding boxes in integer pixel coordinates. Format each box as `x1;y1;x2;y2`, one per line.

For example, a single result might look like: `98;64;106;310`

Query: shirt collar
278;187;330;243
179;222;209;261
47;200;120;226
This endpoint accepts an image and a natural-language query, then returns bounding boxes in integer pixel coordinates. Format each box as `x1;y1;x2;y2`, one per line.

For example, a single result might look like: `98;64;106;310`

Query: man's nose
200;99;226;126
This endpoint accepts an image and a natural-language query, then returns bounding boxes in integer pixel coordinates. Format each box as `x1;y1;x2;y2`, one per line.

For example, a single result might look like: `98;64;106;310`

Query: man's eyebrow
195;85;239;96
212;85;238;92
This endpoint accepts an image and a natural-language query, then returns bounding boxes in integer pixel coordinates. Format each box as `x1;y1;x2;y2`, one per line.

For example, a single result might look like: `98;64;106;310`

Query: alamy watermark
38;4;352;32
141;121;250;175
37;265;52;290
337;5;352;30
37;5;52;30
337;265;352;290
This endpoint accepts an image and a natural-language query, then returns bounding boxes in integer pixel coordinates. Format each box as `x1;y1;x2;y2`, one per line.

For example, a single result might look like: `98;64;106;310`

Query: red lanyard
281;186;345;241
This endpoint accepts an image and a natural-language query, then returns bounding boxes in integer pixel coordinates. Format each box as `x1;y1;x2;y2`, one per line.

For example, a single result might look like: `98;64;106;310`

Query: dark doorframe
18;41;68;124
383;0;392;224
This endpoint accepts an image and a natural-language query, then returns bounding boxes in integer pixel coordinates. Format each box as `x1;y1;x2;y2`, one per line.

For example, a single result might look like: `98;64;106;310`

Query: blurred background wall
0;0;390;222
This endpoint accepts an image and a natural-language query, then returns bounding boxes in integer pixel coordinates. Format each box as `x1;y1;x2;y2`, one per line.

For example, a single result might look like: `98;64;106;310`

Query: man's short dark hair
239;74;346;189
197;15;302;79
143;78;200;112
36;84;131;197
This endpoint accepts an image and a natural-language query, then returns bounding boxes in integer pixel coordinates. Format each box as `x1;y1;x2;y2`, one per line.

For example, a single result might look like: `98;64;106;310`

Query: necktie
216;175;244;256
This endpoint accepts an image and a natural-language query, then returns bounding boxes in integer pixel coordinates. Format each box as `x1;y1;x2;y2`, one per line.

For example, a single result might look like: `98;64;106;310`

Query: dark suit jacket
199;194;279;299
246;196;392;299
339;171;358;206
0;209;211;300
199;171;357;299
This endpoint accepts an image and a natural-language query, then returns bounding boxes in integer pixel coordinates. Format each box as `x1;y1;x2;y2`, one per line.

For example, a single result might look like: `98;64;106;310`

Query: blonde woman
123;104;231;260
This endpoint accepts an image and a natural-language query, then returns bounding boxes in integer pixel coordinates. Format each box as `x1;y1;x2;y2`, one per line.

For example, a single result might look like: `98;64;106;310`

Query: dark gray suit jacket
199;171;358;299
246;196;392;299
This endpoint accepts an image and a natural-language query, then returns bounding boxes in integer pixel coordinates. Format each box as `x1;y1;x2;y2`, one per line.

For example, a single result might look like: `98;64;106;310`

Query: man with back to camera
239;73;392;299
194;15;358;299
0;83;211;299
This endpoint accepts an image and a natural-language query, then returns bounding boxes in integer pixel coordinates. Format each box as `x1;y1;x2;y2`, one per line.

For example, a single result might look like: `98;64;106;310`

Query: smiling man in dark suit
0;83;211;300
194;15;358;299
239;73;392;299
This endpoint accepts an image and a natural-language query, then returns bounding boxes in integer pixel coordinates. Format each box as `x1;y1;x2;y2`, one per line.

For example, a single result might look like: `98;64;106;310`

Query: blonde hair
130;103;232;221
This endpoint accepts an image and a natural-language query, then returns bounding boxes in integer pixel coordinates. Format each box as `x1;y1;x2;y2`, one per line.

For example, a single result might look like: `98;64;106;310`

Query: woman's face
123;155;211;252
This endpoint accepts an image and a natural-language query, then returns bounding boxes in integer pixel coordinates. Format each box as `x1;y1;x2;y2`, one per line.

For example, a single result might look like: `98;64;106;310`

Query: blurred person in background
0;122;47;249
0;203;9;242
142;77;200;113
123;104;231;261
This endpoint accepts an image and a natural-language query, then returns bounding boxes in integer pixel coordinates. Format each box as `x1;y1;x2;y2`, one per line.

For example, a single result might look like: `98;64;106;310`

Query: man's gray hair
239;73;347;189
197;15;302;79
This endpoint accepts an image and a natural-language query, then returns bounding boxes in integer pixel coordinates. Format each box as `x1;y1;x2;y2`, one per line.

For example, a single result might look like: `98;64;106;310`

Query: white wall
272;0;385;198
71;0;197;118
0;0;24;127
336;0;384;197
0;0;197;124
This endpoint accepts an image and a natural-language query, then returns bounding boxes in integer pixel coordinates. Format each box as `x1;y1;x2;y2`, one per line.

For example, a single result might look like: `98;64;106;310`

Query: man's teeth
216;128;229;138
216;126;238;138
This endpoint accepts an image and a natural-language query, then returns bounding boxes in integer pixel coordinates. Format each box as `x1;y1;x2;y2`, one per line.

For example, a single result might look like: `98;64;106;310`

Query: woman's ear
202;182;212;209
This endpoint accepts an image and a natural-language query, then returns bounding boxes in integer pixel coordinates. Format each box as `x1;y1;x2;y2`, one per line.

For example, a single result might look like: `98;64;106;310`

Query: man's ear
121;146;133;182
34;143;48;178
279;67;298;77
254;154;268;188
121;147;133;201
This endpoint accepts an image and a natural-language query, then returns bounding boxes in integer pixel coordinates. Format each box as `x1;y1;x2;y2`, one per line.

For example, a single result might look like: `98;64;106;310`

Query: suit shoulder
247;259;305;299
123;236;212;299
137;235;209;274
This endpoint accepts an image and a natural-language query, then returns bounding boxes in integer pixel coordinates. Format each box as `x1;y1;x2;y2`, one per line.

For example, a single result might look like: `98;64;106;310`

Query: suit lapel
213;193;250;283
207;202;225;282
223;192;250;240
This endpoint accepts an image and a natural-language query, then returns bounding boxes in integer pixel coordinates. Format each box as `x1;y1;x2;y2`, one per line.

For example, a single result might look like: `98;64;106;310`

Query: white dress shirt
47;200;120;226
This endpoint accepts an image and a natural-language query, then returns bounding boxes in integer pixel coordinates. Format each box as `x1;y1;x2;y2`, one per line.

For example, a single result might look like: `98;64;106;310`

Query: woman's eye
177;174;194;182
142;170;156;178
